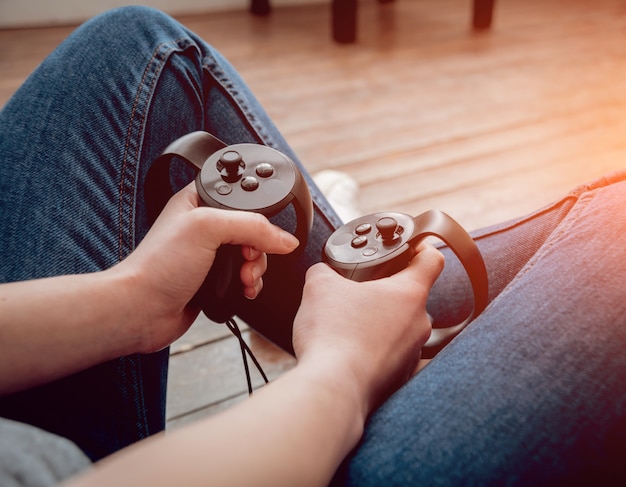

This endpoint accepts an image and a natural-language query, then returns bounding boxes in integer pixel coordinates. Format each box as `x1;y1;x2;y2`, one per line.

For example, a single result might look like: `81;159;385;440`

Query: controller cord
225;318;269;395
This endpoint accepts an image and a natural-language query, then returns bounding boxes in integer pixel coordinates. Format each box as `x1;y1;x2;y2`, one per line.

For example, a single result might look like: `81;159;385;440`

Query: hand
292;242;444;416
114;183;299;353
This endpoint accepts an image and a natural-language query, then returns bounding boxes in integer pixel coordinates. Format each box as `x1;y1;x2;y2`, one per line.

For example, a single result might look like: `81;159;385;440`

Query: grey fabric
0;417;91;487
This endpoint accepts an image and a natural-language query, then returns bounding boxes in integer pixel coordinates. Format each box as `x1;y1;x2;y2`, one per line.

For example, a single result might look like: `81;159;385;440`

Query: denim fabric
0;6;340;461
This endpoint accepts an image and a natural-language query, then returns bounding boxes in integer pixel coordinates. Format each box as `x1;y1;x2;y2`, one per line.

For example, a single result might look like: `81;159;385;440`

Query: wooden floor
2;0;626;428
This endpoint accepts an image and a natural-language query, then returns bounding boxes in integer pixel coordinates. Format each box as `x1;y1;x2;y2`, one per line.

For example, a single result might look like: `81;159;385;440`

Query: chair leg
332;0;358;43
250;0;271;16
473;0;495;29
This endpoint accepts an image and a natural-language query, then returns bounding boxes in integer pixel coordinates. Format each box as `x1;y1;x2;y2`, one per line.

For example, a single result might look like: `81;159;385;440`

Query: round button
255;163;274;178
215;183;232;195
351;235;367;248
241;176;260;192
355;223;372;235
362;247;378;257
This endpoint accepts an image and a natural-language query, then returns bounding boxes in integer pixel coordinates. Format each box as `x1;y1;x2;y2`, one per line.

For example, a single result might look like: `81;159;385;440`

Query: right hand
292;242;444;417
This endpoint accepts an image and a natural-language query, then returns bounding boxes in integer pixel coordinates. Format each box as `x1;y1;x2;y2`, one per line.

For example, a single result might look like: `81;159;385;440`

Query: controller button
362;247;378;257
241;176;260;192
215;183;232;195
351;235;368;248
256;163;275;178
220;150;242;165
220;151;243;170
355;223;372;235
218;151;244;182
376;217;398;242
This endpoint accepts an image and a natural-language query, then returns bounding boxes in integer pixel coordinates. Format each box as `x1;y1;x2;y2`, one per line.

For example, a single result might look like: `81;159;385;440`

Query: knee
93;5;176;29
80;6;187;47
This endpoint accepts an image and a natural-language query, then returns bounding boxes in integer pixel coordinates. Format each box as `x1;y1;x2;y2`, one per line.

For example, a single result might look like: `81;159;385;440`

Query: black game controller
323;210;489;358
145;131;313;323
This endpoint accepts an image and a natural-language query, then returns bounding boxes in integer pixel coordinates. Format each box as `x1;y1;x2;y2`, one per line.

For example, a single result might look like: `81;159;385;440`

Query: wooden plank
358;107;626;222
170;313;236;355
167;322;296;427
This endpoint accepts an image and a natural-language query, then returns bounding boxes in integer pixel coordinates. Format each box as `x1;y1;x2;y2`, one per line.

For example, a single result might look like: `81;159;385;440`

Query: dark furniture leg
332;0;358;44
250;0;271;16
473;0;496;29
252;0;495;43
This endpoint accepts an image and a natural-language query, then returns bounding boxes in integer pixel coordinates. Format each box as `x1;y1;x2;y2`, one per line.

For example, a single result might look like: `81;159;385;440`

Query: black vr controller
145;131;314;323
145;131;488;358
323;210;489;358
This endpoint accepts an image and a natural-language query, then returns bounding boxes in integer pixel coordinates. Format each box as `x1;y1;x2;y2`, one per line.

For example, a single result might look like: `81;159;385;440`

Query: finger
243;278;264;300
394;242;445;289
194;208;300;256
160;182;202;213
242;245;263;262
310;243;443;289
161;184;300;255
240;252;267;289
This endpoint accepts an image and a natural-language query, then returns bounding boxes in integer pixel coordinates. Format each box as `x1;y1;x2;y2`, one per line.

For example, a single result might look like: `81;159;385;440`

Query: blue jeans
1;7;625;484
336;171;626;485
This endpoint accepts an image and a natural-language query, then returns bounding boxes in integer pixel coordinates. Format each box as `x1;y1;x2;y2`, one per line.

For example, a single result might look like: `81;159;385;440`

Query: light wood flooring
2;0;626;428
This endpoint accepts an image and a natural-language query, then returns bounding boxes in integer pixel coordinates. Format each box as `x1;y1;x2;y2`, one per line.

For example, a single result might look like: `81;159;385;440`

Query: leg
0;6;340;460
335;172;626;485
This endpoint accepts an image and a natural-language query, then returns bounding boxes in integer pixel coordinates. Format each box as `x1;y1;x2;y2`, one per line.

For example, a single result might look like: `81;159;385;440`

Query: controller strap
225;318;269;395
412;210;489;357
144;131;227;224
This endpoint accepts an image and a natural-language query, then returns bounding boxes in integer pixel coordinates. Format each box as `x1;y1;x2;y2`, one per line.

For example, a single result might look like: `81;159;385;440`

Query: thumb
194;207;300;256
395;242;445;290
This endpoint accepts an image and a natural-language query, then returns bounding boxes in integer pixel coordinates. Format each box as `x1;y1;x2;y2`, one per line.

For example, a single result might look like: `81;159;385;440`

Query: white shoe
313;170;361;223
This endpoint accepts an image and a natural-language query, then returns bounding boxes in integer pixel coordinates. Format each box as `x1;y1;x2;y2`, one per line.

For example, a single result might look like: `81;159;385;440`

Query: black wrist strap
144;131;227;224
412;211;489;358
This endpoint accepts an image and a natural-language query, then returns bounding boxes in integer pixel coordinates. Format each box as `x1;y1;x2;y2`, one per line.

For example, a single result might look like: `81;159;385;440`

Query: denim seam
471;169;626;245
201;53;275;147
117;38;193;261
494;191;596;302
201;53;343;229
116;36;193;440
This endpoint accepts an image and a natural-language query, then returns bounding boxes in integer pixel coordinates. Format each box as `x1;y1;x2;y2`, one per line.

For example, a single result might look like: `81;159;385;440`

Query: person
0;6;624;487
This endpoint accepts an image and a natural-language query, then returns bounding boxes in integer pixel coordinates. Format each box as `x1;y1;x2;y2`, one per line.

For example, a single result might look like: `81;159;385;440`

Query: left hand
114;183;299;353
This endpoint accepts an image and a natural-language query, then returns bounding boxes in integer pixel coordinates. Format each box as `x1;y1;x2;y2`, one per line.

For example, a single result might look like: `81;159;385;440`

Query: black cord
225;318;269;395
